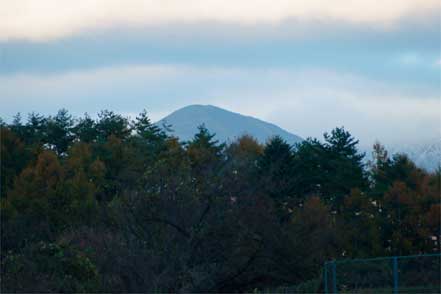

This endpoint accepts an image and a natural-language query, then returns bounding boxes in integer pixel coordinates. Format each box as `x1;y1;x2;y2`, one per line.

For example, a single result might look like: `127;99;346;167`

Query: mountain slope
388;139;441;172
362;139;441;172
155;105;303;145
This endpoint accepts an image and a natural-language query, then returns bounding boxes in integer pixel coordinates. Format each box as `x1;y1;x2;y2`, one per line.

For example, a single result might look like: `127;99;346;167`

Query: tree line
1;109;440;292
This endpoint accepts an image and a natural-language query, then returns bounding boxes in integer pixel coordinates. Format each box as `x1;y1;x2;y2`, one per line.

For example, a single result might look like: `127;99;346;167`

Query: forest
1;109;440;292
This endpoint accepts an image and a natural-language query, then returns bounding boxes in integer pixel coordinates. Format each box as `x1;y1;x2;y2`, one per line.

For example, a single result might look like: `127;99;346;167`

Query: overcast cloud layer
2;0;440;41
0;0;440;148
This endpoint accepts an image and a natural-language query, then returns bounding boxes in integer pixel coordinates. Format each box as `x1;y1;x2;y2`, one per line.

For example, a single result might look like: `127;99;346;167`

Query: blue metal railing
323;253;441;294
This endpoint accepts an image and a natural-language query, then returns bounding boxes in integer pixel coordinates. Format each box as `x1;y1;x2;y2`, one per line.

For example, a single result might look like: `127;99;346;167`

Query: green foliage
0;128;31;198
25;112;47;145
258;136;295;196
73;113;98;143
1;241;99;293
132;109;166;142
1;110;438;293
46;109;75;155
187;124;224;161
96;110;131;141
187;125;225;190
321;127;366;209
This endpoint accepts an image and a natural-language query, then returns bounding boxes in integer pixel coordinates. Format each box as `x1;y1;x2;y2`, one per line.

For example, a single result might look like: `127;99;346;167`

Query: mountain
362;139;441;172
387;139;441;172
155;105;303;145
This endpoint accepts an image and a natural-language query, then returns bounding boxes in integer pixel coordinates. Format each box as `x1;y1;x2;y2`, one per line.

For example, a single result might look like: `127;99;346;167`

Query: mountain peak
156;105;303;145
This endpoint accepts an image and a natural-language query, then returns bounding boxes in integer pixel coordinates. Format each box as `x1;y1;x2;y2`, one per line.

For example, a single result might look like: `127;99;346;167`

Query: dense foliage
1;110;440;292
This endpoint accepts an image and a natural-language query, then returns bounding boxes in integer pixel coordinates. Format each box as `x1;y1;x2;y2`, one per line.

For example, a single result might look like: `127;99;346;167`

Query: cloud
0;64;439;146
394;52;441;68
1;0;439;41
396;53;423;65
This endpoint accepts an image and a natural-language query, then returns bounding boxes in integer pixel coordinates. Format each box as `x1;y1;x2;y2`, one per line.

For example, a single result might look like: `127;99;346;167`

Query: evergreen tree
25;112;47;146
96;110;131;141
186;125;225;195
322;127;366;210
46;109;75;155
10;112;26;139
187;124;224;168
130;109;168;165
132;109;166;142
258;136;297;211
292;138;327;198
73;113;98;143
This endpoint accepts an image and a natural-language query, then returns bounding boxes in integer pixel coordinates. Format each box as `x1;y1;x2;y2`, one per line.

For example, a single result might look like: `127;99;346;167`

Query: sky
1;0;440;148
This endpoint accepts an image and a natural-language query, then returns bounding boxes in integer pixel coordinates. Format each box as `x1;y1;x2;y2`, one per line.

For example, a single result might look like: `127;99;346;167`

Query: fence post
332;261;338;294
324;262;328;294
393;256;398;294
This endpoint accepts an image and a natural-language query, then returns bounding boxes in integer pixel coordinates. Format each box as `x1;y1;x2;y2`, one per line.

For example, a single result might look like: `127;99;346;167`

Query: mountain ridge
155;104;303;145
155;105;439;171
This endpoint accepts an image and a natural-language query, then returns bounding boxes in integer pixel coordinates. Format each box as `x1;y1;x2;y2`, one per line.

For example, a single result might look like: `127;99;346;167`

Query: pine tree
186;125;225;194
258;136;297;211
46;109;75;155
25;112;47;146
322;127;366;211
73;113;98;143
96;110;131;141
133;109;166;142
291;138;327;198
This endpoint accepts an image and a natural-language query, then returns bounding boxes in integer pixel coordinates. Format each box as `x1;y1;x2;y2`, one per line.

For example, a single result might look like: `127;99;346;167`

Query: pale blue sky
0;1;440;147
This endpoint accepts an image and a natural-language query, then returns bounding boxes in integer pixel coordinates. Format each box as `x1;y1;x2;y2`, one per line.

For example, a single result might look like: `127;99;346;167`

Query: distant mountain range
362;139;441;172
387;140;441;172
155;104;303;145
